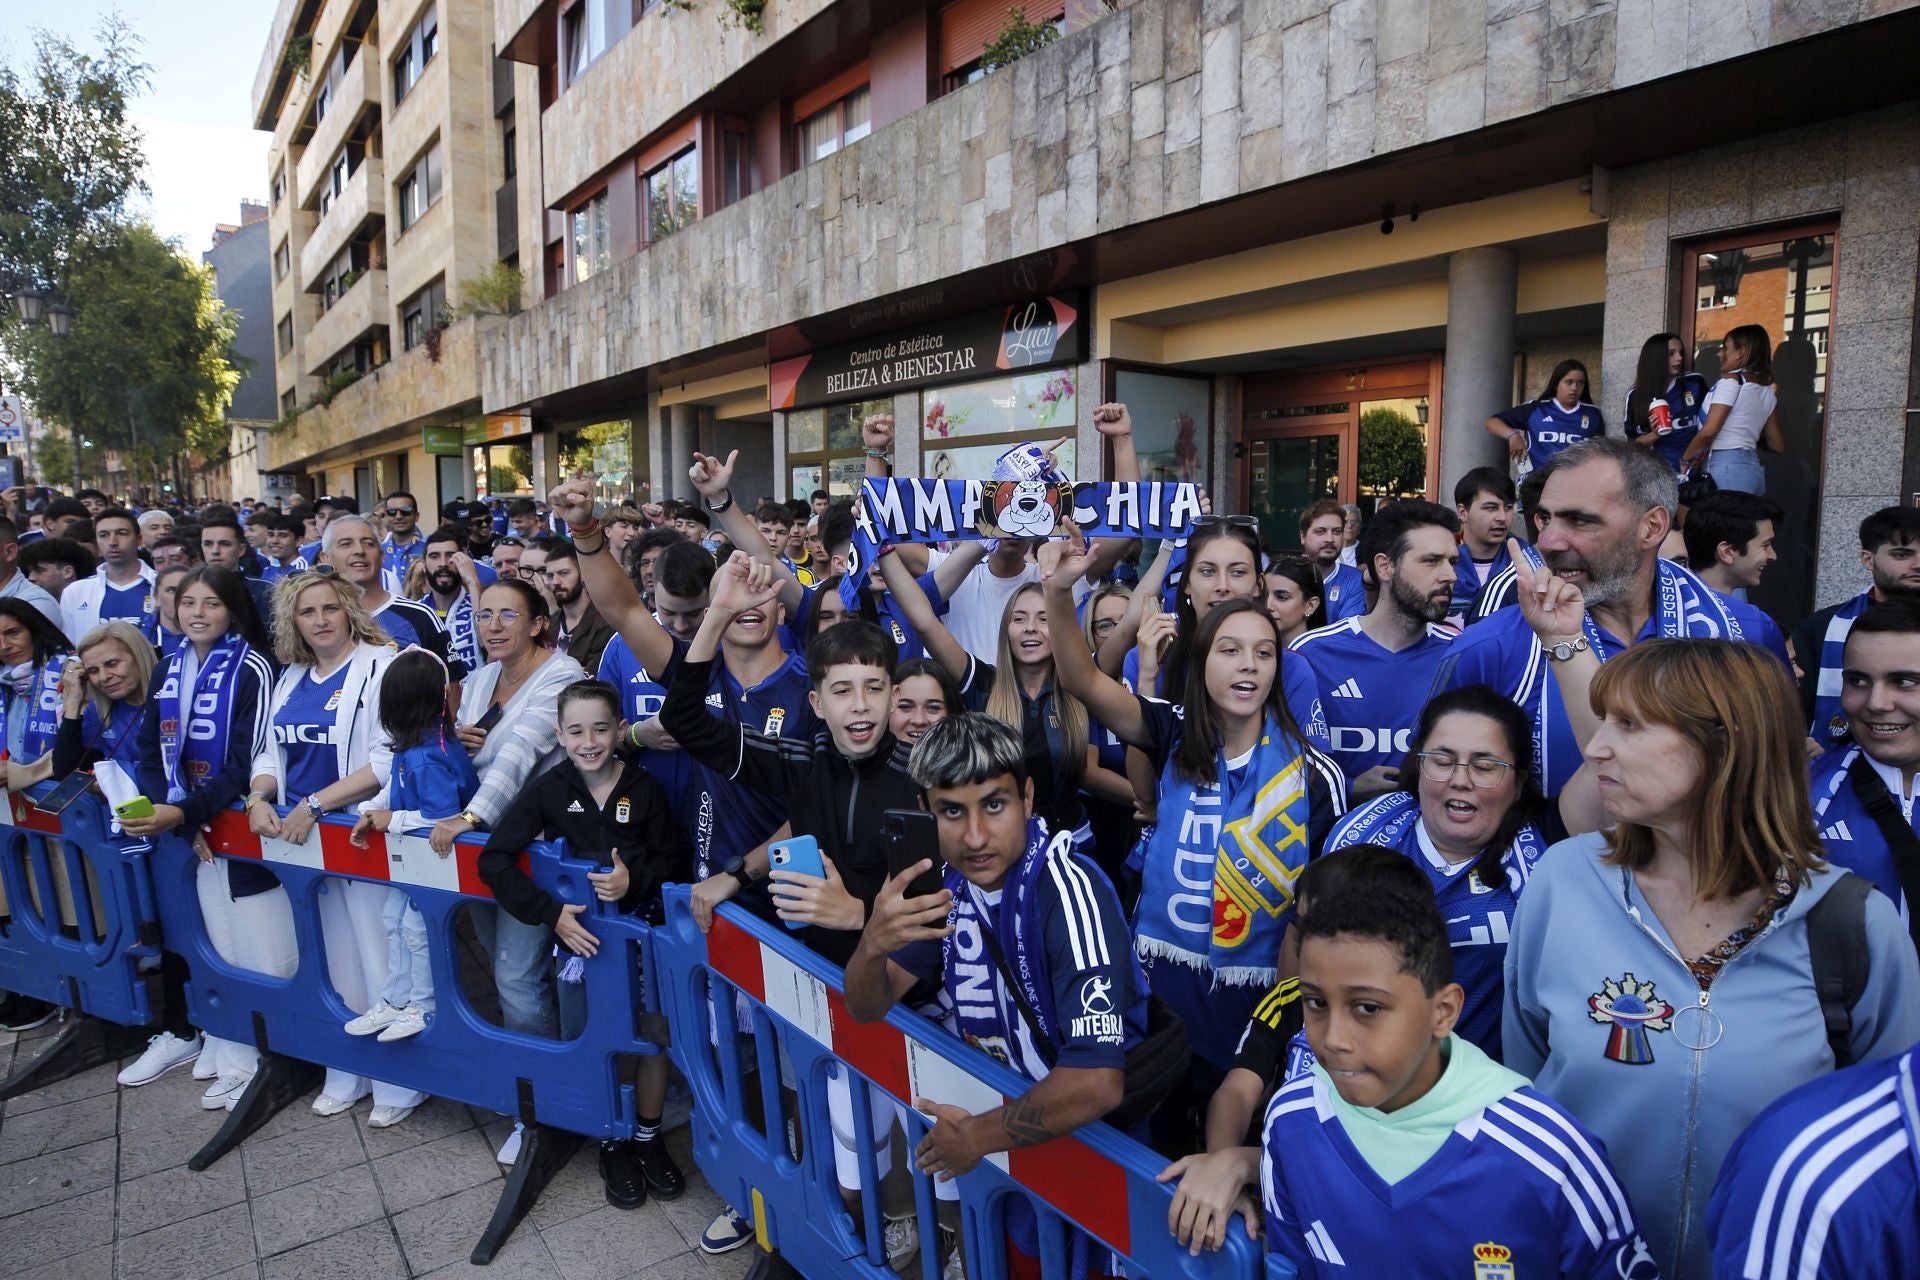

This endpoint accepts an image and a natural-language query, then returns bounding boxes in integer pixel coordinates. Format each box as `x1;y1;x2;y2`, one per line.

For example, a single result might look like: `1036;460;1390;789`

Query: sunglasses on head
1192;514;1260;531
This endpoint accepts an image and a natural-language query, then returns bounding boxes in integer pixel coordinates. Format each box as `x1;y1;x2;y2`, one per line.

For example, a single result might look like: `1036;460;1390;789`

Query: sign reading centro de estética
769;294;1084;410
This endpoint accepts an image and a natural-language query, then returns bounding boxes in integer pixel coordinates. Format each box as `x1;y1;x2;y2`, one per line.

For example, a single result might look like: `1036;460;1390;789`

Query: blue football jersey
1291;619;1454;790
1810;745;1914;918
1708;1043;1920;1280
100;576;157;639
1624;373;1710;472
1262;1070;1656;1279
1319;561;1367;623
1494;398;1606;473
1325;793;1547;1062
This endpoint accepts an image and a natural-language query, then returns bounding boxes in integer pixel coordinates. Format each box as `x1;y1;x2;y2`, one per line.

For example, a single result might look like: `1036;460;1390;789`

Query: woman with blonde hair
245;570;423;1127
1503;558;1920;1278
48;620;157;779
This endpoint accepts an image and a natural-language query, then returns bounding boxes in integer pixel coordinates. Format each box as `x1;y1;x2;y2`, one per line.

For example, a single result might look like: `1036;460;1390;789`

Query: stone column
668;404;698;502
1440;248;1520;501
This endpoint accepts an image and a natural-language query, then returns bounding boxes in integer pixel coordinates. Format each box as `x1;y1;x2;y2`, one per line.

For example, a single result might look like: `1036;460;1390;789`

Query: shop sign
770;294;1084;410
422;424;464;456
464;413;530;446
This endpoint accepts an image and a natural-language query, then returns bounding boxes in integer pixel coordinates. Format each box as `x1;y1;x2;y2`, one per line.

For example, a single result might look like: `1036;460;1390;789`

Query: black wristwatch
723;855;754;890
706;490;734;515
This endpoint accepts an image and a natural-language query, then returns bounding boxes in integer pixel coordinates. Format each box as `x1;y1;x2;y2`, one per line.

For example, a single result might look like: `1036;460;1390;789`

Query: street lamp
47;303;70;339
14;291;83;489
14;291;43;326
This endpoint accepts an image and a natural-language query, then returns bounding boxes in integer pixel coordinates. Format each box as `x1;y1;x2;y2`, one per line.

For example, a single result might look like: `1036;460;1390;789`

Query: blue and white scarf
1135;715;1314;989
1812;591;1874;746
1508;552;1743;783
940;819;1063;1073
154;633;248;801
0;654;67;762
843;478;1202;607
427;588;479;672
1329;790;1548;895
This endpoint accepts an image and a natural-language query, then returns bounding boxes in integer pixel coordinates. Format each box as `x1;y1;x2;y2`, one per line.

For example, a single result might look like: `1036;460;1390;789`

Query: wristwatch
705;490;734;515
1543;635;1591;663
459;808;483;828
723;855;754;890
306;794;327;818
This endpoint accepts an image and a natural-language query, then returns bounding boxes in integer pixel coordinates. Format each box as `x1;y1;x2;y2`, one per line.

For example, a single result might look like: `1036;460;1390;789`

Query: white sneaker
343;1001;406;1037
367;1104;415;1129
496;1122;524;1166
118;1031;202;1087
883;1215;919;1270
200;1073;248;1110
192;1057;219;1081
374;1004;428;1042
311;1089;367;1117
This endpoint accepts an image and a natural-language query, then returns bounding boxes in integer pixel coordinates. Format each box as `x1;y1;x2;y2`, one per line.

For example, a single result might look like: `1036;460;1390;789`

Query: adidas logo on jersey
705;691;725;709
1303;1220;1346;1266
1330;678;1363;699
566;800;585;813
1821;820;1853;843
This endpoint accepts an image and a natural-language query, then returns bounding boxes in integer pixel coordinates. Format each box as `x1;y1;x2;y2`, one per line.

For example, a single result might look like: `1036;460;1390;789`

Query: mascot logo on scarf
989;481;1063;539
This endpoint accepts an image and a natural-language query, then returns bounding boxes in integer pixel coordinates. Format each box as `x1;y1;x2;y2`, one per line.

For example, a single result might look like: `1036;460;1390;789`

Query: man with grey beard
1429;436;1767;798
1292;499;1460;802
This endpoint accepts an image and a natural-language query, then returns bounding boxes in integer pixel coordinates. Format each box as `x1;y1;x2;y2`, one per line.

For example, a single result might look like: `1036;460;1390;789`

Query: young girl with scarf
0;598;74;789
1047;536;1346;1094
125;567;282;1112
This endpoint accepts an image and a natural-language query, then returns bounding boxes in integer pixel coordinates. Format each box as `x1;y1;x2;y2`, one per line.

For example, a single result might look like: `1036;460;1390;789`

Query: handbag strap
1845;753;1920;953
974;906;1060;1071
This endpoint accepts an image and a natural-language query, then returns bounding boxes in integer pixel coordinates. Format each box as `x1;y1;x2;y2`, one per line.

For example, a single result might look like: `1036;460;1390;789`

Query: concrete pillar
668;404;698;502
1439;247;1520;502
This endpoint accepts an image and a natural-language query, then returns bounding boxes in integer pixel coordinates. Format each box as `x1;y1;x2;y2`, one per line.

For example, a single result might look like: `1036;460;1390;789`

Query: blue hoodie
1503;832;1920;1280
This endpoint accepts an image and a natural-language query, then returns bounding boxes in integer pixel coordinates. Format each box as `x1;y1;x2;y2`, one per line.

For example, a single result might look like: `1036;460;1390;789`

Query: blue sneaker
700;1208;753;1255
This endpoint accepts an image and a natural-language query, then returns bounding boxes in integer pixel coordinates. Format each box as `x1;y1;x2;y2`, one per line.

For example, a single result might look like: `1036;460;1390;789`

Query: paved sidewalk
0;1019;760;1280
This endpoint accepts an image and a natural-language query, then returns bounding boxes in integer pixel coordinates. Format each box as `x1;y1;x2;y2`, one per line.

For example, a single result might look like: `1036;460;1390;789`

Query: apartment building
252;0;528;514
201;202;279;503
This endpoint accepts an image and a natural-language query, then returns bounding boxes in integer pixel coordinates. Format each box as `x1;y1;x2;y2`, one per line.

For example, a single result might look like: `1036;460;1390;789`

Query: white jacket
250;642;396;801
60;562;157;647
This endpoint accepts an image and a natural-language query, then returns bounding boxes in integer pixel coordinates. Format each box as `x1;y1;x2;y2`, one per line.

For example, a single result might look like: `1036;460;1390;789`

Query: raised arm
860;414;929;576
549;474;676;674
1080;404;1140;583
876;547;969;681
1097;537;1176;676
687;449;804;616
1043;524;1149;743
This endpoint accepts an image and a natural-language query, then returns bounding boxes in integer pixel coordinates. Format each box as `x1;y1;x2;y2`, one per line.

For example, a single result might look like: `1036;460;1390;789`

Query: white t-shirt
1705;370;1778;452
928;548;1094;663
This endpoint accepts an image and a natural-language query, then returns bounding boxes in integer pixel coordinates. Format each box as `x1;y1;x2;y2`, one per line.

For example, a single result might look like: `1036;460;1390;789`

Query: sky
0;0;276;255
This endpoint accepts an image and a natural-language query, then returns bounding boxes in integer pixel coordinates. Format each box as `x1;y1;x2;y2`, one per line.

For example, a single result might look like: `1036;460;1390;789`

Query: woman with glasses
436;579;584;1088
1500;557;1920;1279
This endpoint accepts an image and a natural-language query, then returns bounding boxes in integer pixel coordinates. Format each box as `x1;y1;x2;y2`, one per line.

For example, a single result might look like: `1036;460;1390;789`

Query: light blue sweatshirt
1503;832;1920;1280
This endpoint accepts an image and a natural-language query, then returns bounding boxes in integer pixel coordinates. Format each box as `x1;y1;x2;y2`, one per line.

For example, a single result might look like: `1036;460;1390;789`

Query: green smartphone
114;796;155;821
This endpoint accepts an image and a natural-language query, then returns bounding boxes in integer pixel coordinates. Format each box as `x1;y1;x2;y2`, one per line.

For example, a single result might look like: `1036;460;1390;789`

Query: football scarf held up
1135;716;1313;989
1812;591;1873;745
155;632;248;801
0;655;67;762
842;478;1203;607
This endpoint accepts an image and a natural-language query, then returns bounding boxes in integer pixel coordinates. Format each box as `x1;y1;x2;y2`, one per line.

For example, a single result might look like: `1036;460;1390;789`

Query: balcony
295;47;374;208
303;268;388;377
300;156;384;289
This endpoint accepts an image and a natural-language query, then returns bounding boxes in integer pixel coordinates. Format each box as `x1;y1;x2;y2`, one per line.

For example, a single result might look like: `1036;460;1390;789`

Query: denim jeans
380;889;435;1013
1707;447;1766;497
471;904;556;1038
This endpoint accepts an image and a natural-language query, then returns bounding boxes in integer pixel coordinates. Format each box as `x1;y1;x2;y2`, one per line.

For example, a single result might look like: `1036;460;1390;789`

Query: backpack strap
1807;871;1873;1070
1844;753;1920;955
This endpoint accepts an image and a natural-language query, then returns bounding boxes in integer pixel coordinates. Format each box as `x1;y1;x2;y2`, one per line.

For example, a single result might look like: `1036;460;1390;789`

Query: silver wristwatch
1543;636;1590;662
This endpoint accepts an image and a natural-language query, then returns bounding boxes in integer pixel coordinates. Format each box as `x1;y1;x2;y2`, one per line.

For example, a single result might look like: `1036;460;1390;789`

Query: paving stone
4;1061;119;1115
259;1219;406;1280
240;1114;369;1196
371;1127;502;1215
418;1232;563;1280
244;1088;339;1143
0;1091;118;1164
118;1064;219;1132
115;1201;256;1280
252;1163;385;1257
118;1107;225;1181
354;1093;475;1159
539;1203;686;1280
0;1134;115;1217
392;1181;507;1274
117;1154;248;1237
18;1241;115;1280
0;1185;116;1253
524;1140;610;1231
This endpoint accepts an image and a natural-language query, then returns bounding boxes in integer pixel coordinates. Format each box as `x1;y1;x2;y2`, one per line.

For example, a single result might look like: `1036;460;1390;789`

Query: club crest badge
763;707;785;737
615;797;631;824
1473;1242;1515;1279
1588;973;1674;1064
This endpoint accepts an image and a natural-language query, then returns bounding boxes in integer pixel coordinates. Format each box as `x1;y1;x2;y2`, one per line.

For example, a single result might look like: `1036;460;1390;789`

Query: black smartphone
883;809;946;900
34;771;96;816
475;702;505;733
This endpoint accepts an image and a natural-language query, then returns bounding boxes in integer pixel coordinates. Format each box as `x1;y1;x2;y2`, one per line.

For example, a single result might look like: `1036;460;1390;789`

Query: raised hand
861;413;895;454
710;551;784;616
1042;520;1094;594
1092;402;1133;437
688;450;737;500
1510;536;1587;644
548;473;598;530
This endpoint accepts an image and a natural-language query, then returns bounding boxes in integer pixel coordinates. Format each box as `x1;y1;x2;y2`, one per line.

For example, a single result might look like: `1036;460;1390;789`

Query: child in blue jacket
348;650;479;1042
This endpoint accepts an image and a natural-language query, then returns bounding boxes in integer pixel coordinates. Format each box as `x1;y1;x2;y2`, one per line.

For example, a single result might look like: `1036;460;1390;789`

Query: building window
797;85;871;165
397;141;443;232
786;398;894;499
274;239;291;281
562;0;609;86
570;190;610;285
644;147;697;243
502;124;516;180
271;169;286;208
920;368;1080;480
394;4;438;103
401;276;448;352
320;242;371;311
281;388;298;416
278;314;294;356
940;1;1064;90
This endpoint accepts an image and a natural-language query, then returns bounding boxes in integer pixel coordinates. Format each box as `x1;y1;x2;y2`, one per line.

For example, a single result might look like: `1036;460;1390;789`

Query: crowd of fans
3;332;1918;1280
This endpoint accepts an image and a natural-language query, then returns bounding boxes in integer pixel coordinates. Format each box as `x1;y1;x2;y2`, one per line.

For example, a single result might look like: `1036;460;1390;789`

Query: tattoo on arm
1000;1096;1056;1149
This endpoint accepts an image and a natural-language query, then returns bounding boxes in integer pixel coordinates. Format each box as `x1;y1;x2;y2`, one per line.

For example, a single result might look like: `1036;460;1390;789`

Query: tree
10;224;241;497
1357;406;1427;499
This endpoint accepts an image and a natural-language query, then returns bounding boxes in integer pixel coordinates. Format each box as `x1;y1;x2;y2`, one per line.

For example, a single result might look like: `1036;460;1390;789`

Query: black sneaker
633;1136;686;1201
0;995;57;1032
599;1139;647;1210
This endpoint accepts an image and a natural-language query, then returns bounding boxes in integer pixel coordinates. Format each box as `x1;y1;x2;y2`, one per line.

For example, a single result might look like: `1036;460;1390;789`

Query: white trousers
316;877;427;1109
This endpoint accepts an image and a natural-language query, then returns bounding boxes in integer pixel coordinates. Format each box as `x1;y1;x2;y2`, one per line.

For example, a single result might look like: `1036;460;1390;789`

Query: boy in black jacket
478;679;685;1210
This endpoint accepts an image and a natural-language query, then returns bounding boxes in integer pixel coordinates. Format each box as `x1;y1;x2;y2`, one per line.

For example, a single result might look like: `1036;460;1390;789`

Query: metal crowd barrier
651;886;1285;1280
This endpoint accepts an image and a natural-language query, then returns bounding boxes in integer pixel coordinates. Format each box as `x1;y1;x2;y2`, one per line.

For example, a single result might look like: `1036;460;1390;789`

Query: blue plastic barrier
0;786;157;1025
651;886;1290;1280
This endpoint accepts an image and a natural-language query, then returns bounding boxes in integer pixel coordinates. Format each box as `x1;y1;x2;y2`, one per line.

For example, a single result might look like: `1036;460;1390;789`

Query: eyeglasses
1415;752;1516;789
475;609;522;625
1193;514;1260;531
516;566;539;579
